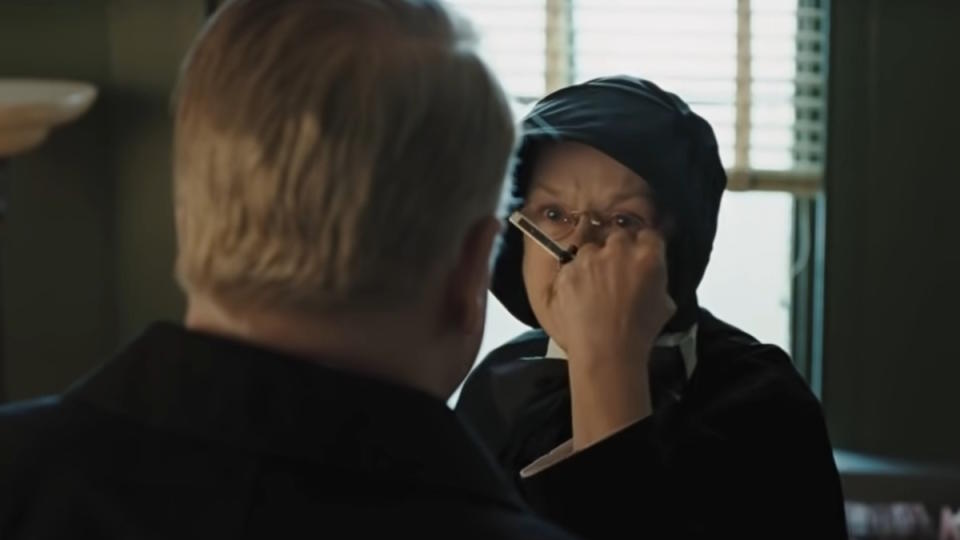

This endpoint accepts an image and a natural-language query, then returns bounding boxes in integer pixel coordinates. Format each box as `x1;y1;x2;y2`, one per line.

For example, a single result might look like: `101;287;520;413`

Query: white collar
545;324;699;379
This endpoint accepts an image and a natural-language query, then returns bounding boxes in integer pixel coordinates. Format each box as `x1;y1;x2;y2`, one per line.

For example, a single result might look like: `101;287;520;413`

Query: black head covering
491;75;727;333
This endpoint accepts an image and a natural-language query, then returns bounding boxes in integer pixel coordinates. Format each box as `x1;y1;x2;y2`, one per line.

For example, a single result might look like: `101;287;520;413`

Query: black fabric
456;309;849;540
491;75;727;333
0;322;579;540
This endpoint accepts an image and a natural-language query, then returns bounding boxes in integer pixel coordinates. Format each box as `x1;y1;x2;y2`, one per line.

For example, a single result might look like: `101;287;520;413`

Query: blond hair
173;0;515;313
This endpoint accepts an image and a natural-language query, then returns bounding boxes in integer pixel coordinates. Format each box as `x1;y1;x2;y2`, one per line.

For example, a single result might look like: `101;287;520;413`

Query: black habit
457;309;848;539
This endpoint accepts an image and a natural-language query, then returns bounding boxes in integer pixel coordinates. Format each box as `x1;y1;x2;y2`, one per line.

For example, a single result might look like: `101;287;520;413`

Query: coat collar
544;324;699;379
65;322;526;512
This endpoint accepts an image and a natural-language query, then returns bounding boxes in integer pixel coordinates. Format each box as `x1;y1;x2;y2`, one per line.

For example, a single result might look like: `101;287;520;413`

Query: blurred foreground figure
0;1;578;538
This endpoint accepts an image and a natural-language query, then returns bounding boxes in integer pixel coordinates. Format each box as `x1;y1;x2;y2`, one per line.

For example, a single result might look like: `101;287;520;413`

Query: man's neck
184;295;451;399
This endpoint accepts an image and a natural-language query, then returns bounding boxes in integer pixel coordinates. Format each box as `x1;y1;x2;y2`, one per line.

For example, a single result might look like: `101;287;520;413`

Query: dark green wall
0;1;202;400
0;1;115;401
106;0;203;340
823;0;960;464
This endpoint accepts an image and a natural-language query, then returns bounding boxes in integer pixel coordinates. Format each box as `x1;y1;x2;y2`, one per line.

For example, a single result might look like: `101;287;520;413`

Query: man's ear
442;216;503;336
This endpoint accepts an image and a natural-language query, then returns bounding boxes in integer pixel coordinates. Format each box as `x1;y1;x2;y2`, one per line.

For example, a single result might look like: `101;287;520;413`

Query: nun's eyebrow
611;174;656;203
609;189;653;205
529;177;653;202
527;182;567;198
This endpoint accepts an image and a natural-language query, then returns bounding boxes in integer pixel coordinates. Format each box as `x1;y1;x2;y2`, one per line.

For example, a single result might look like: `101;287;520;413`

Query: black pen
508;211;575;264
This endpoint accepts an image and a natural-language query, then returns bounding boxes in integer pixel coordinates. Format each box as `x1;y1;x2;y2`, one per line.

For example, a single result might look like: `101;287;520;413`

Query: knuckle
578;243;600;256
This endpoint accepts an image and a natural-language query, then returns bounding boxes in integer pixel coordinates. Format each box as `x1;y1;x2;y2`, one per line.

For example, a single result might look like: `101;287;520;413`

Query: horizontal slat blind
447;0;546;118
446;0;829;194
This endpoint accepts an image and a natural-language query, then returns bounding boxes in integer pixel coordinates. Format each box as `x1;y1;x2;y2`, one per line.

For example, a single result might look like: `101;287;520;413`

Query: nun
456;76;848;539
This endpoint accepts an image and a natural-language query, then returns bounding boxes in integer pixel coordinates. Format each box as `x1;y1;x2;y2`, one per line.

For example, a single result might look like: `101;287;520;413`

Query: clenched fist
548;229;676;370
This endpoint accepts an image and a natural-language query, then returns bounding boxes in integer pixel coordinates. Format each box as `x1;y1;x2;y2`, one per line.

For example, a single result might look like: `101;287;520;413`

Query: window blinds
447;0;829;194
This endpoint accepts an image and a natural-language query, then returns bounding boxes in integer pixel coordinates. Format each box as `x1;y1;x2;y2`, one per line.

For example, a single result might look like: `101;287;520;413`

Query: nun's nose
567;214;606;248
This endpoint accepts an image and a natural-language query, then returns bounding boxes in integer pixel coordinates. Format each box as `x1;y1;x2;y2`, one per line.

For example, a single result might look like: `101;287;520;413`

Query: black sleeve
456;330;558;465
457;344;527;459
519;346;849;540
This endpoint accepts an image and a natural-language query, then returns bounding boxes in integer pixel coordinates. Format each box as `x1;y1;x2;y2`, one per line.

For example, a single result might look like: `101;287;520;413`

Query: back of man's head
173;0;515;316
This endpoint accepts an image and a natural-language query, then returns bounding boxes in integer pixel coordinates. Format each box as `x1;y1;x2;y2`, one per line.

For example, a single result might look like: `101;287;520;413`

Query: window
447;0;829;378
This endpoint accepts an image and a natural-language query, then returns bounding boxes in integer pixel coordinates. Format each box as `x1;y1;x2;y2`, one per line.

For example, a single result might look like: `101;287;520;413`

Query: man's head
174;0;515;396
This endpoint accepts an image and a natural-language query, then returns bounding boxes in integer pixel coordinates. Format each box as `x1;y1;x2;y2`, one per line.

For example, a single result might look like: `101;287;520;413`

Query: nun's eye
542;206;568;222
613;213;646;230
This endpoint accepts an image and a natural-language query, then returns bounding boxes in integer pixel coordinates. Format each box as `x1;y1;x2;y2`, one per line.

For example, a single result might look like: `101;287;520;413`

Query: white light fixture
0;79;98;157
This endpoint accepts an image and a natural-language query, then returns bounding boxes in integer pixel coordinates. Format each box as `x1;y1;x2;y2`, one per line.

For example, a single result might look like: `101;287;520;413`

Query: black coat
0;323;578;540
456;309;849;539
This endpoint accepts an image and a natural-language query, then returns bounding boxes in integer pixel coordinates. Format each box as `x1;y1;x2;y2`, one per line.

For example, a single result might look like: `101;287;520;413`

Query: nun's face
520;141;662;338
